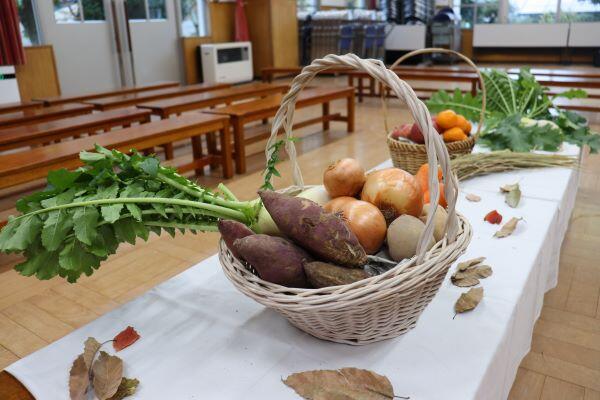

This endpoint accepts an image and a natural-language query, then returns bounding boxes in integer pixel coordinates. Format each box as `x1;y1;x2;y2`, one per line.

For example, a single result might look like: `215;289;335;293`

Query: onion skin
360;168;423;222
323;158;366;198
324;197;387;254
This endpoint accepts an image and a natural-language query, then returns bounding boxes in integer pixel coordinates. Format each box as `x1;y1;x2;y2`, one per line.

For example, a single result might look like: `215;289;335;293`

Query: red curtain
234;0;249;42
0;0;26;66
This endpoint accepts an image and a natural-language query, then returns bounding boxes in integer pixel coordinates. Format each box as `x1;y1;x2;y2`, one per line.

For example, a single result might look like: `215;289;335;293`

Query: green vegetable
426;68;599;153
0;146;260;282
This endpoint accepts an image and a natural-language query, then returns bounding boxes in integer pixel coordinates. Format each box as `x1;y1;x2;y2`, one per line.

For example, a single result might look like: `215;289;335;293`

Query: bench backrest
0;103;94;128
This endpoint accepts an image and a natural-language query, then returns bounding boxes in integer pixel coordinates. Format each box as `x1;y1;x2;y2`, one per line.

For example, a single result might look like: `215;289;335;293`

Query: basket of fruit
218;54;472;345
386;48;486;174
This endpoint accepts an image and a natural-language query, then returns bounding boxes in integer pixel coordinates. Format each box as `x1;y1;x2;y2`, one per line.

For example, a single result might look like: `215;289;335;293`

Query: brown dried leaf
69;354;89;400
494;217;522;238
465;193;481;202
283;367;395;399
83;337;101;369
92;351;123;400
500;183;519;193
457;257;486;272
108;377;140;400
452;276;480;287
473;265;493;278
454;287;484;314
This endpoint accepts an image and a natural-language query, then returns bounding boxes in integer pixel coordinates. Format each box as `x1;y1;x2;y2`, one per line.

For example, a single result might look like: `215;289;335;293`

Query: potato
419;204;448;242
304;261;369;288
386;215;434;262
259;191;367;268
218;220;254;259
233;234;310;288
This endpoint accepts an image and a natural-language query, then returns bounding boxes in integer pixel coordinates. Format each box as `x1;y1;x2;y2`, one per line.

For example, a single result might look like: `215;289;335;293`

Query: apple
408;123;425;144
391;124;411;139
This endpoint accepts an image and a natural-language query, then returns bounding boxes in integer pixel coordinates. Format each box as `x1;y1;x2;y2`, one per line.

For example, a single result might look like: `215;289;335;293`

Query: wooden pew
0;114;233;190
204;86;355;174
0;107;151;152
261;66;353;83
85;82;231;111
35;81;179;106
0;103;94;128
0;100;44;115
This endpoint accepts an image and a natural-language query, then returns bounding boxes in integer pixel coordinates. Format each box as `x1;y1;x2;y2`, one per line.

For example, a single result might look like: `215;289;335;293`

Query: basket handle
382;48;486;140
264;54;458;263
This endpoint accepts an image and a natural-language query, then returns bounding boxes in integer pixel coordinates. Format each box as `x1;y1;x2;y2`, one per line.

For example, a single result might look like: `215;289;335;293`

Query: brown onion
324;196;387;254
323;158;366;198
360;168;423;222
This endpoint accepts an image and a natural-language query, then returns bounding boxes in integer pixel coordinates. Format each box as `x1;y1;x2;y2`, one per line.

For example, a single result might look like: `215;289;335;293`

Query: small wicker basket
385;48;486;174
219;54;472;345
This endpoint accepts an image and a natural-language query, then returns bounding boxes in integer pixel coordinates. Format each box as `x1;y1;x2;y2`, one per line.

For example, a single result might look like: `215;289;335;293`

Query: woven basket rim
386;132;476;150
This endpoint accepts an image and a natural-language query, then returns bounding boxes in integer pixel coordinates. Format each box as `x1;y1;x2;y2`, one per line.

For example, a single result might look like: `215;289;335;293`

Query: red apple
408;123;425;144
391;124;411;139
432;116;442;134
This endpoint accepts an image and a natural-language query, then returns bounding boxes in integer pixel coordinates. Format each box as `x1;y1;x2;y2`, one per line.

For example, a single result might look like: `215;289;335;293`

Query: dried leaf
284;367;395;400
465;193;481;202
83;337;101;369
451;264;492;287
457;257;486;271
484;210;503;224
108;377;140;400
69;354;90;400
501;183;521;208
92;351;123;400
473;265;493;278
494;217;522;238
452;276;480;287
454;287;484;314
113;326;140;352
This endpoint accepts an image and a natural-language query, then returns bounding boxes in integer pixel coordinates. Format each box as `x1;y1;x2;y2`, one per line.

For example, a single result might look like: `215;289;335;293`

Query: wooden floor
1;75;600;399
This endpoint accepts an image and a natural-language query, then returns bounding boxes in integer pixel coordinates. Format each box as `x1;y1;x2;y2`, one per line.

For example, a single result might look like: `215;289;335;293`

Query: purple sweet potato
304;261;369;288
218;220;254;259
259;191;367;268
233;234;311;288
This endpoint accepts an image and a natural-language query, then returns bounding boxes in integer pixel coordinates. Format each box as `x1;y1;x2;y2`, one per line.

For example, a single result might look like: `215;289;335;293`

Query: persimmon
436;109;458;130
423;183;447;208
415;163;442;194
455;115;472;135
443;127;468;142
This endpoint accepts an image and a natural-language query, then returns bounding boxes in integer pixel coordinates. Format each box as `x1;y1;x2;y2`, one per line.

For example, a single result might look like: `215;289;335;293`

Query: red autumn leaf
113;326;140;352
484;210;503;224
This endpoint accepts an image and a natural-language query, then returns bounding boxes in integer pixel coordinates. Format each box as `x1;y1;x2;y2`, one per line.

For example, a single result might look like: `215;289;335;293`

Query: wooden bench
35;81;179;106
0;107;151;152
0;114;233;190
0;103;94;128
85;82;231;111
0;100;44;115
204;86;355;174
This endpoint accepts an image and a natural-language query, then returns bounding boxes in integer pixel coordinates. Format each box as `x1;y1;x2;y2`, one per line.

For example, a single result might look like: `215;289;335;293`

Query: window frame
53;0;107;24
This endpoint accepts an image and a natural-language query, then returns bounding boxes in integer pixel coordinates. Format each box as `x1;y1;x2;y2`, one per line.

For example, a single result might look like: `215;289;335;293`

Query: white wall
569;22;600;47
0;66;20;104
473;23;570;47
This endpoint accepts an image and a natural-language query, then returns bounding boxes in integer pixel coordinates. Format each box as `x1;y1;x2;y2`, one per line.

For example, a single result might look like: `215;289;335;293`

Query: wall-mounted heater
200;42;253;84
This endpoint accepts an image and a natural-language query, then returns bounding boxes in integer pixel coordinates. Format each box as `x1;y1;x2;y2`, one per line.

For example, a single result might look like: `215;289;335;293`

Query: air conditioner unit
200;42;253;84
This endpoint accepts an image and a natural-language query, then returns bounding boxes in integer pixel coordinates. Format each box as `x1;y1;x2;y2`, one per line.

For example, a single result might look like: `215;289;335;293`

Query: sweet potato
304;261;369;288
233;234;310;288
218;220;254;259
259;191;367;268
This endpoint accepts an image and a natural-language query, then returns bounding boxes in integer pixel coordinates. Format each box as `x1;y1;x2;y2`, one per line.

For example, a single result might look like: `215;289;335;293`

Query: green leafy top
0;146;258;282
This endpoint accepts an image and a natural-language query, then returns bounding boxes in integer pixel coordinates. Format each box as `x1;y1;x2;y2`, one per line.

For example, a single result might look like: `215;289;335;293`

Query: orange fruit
436;110;458;130
442;127;467;142
455;115;472;135
423;183;447;208
415;163;443;195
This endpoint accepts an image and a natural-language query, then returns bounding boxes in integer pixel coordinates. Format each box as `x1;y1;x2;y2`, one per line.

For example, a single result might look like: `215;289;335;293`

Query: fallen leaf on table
83;337;101;369
113;326;140;352
484;210;503;224
92;351;123;400
494;217;522;238
501;183;521;208
284;367;397;400
452;276;480;287
465;193;481;202
451;258;493;287
108;377;140;400
69;355;90;400
457;257;486;272
454;287;484;315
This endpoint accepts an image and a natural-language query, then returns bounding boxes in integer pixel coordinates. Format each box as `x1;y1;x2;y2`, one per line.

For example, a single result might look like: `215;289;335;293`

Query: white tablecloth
6;145;581;400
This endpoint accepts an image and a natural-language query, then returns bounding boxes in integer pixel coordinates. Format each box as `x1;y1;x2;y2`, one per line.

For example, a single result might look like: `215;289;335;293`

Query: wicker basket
219;54;472;345
385;48;486;174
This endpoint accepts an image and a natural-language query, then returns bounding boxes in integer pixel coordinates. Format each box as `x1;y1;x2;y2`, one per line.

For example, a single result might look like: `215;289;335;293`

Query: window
454;1;499;29
297;0;318;13
180;0;210;36
508;0;558;23
16;0;40;45
53;0;105;23
559;0;600;22
126;0;167;21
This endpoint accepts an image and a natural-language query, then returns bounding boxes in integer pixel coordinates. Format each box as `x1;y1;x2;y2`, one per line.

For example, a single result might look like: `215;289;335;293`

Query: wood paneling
15;46;61;102
461;29;473;60
181;37;213;84
474;47;594;64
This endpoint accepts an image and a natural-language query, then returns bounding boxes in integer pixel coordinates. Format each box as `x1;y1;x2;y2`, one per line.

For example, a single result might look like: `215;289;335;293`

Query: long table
1;144;580;399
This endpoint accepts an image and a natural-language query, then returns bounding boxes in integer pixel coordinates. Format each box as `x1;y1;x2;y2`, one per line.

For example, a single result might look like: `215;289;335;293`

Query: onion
324;196;387;254
323;158;366;198
360;168;423;222
297;186;331;206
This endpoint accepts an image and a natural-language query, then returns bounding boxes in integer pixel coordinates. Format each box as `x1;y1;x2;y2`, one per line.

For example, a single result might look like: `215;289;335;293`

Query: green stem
218;183;238;202
144;221;218;232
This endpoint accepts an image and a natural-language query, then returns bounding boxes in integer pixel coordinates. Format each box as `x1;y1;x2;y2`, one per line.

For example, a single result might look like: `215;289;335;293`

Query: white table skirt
6;145;581;400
